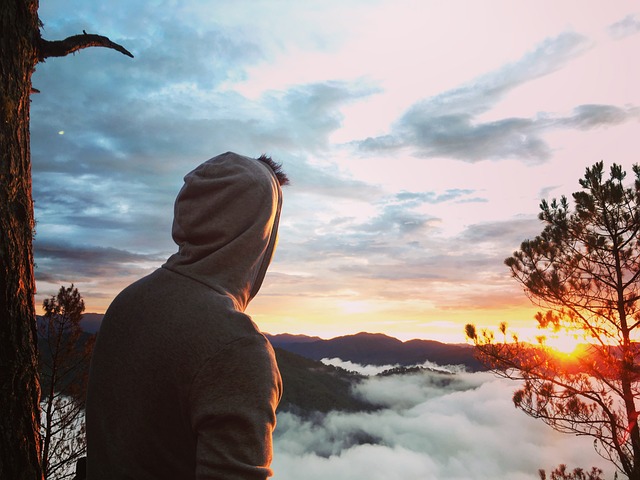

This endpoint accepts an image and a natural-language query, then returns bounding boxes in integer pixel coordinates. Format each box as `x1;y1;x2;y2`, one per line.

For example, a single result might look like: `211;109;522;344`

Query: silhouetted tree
0;3;131;477
39;285;94;479
466;162;640;479
539;464;608;480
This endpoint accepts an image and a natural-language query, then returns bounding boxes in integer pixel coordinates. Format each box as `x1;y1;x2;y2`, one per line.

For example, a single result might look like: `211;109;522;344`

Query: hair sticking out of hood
258;154;290;186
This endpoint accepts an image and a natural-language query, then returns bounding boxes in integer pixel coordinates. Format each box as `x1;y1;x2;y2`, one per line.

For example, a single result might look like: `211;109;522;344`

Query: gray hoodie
86;152;283;479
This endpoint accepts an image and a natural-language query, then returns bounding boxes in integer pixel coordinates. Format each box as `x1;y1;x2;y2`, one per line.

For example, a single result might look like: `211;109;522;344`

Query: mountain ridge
74;314;482;371
42;313;484;413
266;331;484;372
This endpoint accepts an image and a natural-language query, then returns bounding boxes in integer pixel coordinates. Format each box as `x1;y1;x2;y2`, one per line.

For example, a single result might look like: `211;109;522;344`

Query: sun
544;333;583;355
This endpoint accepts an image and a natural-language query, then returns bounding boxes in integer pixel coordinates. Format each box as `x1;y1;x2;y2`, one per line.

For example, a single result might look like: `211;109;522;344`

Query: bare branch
38;32;134;62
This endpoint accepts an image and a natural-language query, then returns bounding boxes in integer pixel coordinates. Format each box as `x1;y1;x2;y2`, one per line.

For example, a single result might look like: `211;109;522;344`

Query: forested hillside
274;348;376;414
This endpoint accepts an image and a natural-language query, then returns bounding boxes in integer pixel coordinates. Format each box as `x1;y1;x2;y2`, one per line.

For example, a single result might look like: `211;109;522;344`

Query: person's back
86;152;288;479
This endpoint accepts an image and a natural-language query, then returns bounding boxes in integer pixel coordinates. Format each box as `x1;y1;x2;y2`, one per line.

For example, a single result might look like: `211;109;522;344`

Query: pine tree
39;285;94;479
467;162;640;479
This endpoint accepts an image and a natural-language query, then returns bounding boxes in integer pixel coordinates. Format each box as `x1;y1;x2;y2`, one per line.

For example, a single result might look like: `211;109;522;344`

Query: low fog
272;366;612;480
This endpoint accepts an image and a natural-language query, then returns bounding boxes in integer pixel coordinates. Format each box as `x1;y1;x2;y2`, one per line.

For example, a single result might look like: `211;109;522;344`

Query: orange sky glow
32;1;640;345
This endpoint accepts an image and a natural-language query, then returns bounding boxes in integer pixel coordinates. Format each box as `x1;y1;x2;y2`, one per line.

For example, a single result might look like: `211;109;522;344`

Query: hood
163;152;283;312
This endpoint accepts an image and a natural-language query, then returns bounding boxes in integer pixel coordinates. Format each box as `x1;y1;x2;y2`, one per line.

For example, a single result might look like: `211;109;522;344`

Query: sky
273;364;611;480
31;0;640;344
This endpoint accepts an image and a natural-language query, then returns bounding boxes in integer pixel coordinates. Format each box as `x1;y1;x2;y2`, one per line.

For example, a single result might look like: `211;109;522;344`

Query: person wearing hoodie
85;152;289;480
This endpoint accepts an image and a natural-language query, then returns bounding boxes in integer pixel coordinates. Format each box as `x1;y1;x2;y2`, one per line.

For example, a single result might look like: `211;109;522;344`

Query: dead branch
38;32;134;62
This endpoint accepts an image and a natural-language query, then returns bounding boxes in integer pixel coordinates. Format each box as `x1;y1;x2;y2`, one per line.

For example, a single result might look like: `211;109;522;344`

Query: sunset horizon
31;1;640;349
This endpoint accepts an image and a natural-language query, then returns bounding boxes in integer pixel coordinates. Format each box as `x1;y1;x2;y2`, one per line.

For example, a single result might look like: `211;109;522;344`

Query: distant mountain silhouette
55;315;483;412
265;332;323;346
267;332;485;372
78;316;482;371
80;313;104;333
75;316;483;370
38;314;371;413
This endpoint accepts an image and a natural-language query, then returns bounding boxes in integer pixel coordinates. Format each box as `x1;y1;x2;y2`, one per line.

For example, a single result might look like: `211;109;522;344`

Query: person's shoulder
107;268;218;313
199;307;266;350
106;268;166;306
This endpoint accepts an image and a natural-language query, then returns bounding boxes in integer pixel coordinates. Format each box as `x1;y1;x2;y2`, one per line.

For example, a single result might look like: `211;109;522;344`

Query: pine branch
38;32;134;61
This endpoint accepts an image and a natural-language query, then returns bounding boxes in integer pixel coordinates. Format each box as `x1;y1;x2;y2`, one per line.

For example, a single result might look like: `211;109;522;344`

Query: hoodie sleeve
189;335;282;480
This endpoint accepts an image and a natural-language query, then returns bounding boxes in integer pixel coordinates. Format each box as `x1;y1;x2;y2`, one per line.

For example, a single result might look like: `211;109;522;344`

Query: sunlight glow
542;333;584;355
339;300;374;314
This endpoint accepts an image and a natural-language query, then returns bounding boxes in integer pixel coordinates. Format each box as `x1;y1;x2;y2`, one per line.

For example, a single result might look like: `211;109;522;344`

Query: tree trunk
0;0;44;478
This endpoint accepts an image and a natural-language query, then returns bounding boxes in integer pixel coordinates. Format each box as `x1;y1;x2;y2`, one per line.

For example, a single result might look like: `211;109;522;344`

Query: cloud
293;189;471;249
31;0;640;340
395;190;479;204
272;370;612;480
284;210;538;285
359;102;638;165
354;32;638;164
459;217;541;247
608;14;640;40
268;199;541;316
321;358;401;376
352;370;476;409
33;0;378;197
33;237;166;309
261;81;379;152
32;2;380;308
34;238;164;282
560;104;640;130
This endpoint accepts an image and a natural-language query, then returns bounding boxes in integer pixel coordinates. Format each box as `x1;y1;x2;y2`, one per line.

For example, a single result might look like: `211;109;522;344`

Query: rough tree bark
0;2;131;478
1;1;43;478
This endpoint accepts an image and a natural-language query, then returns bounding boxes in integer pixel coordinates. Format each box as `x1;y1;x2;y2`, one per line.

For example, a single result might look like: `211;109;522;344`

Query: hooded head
163;152;286;312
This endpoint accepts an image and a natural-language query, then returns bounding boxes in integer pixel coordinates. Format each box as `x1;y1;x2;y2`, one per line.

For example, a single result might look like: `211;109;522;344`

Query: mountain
265;332;323;346
41;313;478;413
80;313;104;333
75;316;483;371
267;332;485;372
36;312;104;333
68;314;375;412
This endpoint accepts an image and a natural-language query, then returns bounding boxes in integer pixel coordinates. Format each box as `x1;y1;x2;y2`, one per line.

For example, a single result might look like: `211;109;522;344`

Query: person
85;152;289;479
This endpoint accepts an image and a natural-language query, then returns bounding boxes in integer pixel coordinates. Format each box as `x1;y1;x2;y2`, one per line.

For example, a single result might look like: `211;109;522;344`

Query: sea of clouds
271;362;613;480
